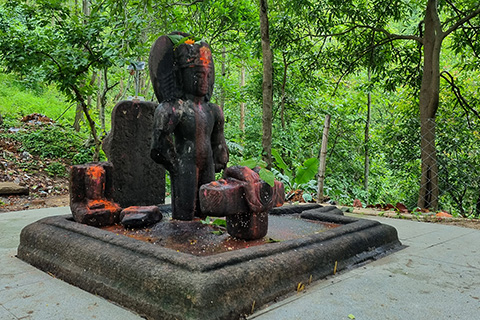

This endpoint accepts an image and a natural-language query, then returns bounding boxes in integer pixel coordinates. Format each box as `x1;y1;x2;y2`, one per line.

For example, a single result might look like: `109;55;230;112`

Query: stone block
120;206;163;229
103;100;165;207
0;182;29;195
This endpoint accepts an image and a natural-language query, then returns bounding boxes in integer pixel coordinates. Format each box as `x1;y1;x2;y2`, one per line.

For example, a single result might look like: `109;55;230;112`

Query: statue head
149;33;215;103
174;42;214;99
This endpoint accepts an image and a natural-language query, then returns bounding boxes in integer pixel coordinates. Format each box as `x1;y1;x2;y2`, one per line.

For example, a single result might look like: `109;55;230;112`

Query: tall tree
306;0;480;210
259;0;273;169
0;0;148;160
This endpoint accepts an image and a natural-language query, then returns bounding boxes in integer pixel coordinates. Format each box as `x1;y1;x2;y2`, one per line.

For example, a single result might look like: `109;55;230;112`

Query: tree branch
355;25;423;43
442;6;480;39
35;51;63;73
309;24;422;44
440;71;480;120
165;0;203;8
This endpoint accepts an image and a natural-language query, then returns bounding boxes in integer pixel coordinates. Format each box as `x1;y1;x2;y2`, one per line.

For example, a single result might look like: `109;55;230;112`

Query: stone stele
103;100;165;207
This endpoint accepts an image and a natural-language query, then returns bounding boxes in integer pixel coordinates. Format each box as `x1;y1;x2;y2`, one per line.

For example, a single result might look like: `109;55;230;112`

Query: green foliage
0;74;70;124
201;217;227;235
271;148;318;193
45;161;67;177
0;0;478;216
16;125;84;159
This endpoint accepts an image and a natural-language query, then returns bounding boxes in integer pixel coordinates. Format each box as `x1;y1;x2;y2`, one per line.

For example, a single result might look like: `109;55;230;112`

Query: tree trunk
417;0;442;210
259;0;273;169
317;114;331;203
239;65;246;134
280;53;288;130
73;103;83;131
220;46;226;110
73;86;101;161
364;67;371;201
476;189;480;218
114;78;124;103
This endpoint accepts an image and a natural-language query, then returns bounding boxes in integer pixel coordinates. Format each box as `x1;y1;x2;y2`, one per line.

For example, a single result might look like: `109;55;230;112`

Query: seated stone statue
149;33;229;220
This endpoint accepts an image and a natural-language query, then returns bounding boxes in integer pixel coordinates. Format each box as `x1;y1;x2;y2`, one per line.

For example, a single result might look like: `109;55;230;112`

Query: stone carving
199;166;284;240
69;162;121;227
149;33;229;221
103;100;165;207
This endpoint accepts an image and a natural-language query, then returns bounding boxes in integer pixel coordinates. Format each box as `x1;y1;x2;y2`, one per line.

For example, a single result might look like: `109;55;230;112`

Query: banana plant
271;148;319;199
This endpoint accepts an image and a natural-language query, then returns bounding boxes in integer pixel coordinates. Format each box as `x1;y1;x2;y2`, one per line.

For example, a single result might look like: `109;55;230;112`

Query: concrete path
0;207;140;320
249;215;480;320
1;208;479;319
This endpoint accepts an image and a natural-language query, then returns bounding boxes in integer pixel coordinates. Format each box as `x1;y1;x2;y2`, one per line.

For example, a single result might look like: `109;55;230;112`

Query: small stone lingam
200;166;284;240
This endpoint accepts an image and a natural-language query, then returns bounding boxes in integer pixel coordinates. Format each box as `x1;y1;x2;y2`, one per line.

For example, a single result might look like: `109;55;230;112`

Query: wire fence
323;115;480;217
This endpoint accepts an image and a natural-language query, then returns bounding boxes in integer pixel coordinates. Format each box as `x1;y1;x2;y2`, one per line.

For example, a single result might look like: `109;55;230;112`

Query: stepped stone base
17;206;402;320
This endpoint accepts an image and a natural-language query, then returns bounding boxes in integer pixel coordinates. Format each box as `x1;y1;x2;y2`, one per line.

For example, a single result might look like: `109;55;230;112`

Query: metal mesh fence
324;115;480;217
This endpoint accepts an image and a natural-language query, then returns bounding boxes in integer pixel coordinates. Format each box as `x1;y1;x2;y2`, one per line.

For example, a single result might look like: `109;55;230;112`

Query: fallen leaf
296;282;305;292
436;211;453;218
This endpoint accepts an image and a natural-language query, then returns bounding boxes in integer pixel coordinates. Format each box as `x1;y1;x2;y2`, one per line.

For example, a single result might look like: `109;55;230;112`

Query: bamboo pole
317;114;331;203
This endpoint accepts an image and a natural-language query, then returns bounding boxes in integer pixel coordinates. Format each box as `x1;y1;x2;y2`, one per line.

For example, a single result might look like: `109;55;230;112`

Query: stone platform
17;205;402;320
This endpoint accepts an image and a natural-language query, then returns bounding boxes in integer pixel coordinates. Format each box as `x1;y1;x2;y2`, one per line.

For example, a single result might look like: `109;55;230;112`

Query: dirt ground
351;207;480;230
0;193;69;213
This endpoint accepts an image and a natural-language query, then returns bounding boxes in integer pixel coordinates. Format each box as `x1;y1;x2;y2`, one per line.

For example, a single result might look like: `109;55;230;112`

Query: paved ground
1;207;479;320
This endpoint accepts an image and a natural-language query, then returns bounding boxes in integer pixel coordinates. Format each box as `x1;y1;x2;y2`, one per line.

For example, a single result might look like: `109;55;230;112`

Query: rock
395;202;408;213
120;206;163;229
0;182;29;195
103;100;165;207
435;211;453;218
353;199;362;207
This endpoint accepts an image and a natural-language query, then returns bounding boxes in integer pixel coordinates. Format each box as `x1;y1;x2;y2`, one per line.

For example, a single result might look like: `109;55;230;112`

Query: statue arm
151;101;181;172
211;104;229;172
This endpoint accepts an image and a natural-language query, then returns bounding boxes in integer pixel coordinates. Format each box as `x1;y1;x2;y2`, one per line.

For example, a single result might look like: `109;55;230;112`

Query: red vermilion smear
86;165;105;180
87;199;118;211
199;46;211;68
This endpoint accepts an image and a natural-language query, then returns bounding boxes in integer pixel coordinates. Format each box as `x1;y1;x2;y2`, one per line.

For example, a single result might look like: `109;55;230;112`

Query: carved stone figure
69;162;121;227
199;166;285;240
149;33;229;220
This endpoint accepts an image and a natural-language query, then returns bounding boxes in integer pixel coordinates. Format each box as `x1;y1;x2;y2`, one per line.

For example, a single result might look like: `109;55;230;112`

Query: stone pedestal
17;205;403;320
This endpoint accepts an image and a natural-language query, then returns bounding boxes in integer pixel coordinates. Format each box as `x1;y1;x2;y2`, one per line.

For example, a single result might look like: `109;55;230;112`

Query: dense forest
0;0;479;217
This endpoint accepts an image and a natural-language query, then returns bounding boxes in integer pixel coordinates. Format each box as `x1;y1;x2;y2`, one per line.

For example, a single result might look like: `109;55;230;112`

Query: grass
0;73;76;125
0;74;102;166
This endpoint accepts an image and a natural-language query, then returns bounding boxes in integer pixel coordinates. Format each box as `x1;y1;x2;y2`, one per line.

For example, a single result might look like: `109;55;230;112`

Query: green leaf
295;158;319;185
238;159;266;169
239;159;258;168
348;314;356;319
302;193;313;202
259;168;275;187
211;218;227;228
266;237;281;243
271;148;292;177
166;34;186;45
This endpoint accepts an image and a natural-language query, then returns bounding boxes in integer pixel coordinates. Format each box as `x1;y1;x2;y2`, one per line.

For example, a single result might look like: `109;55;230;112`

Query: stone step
0;182;29;195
